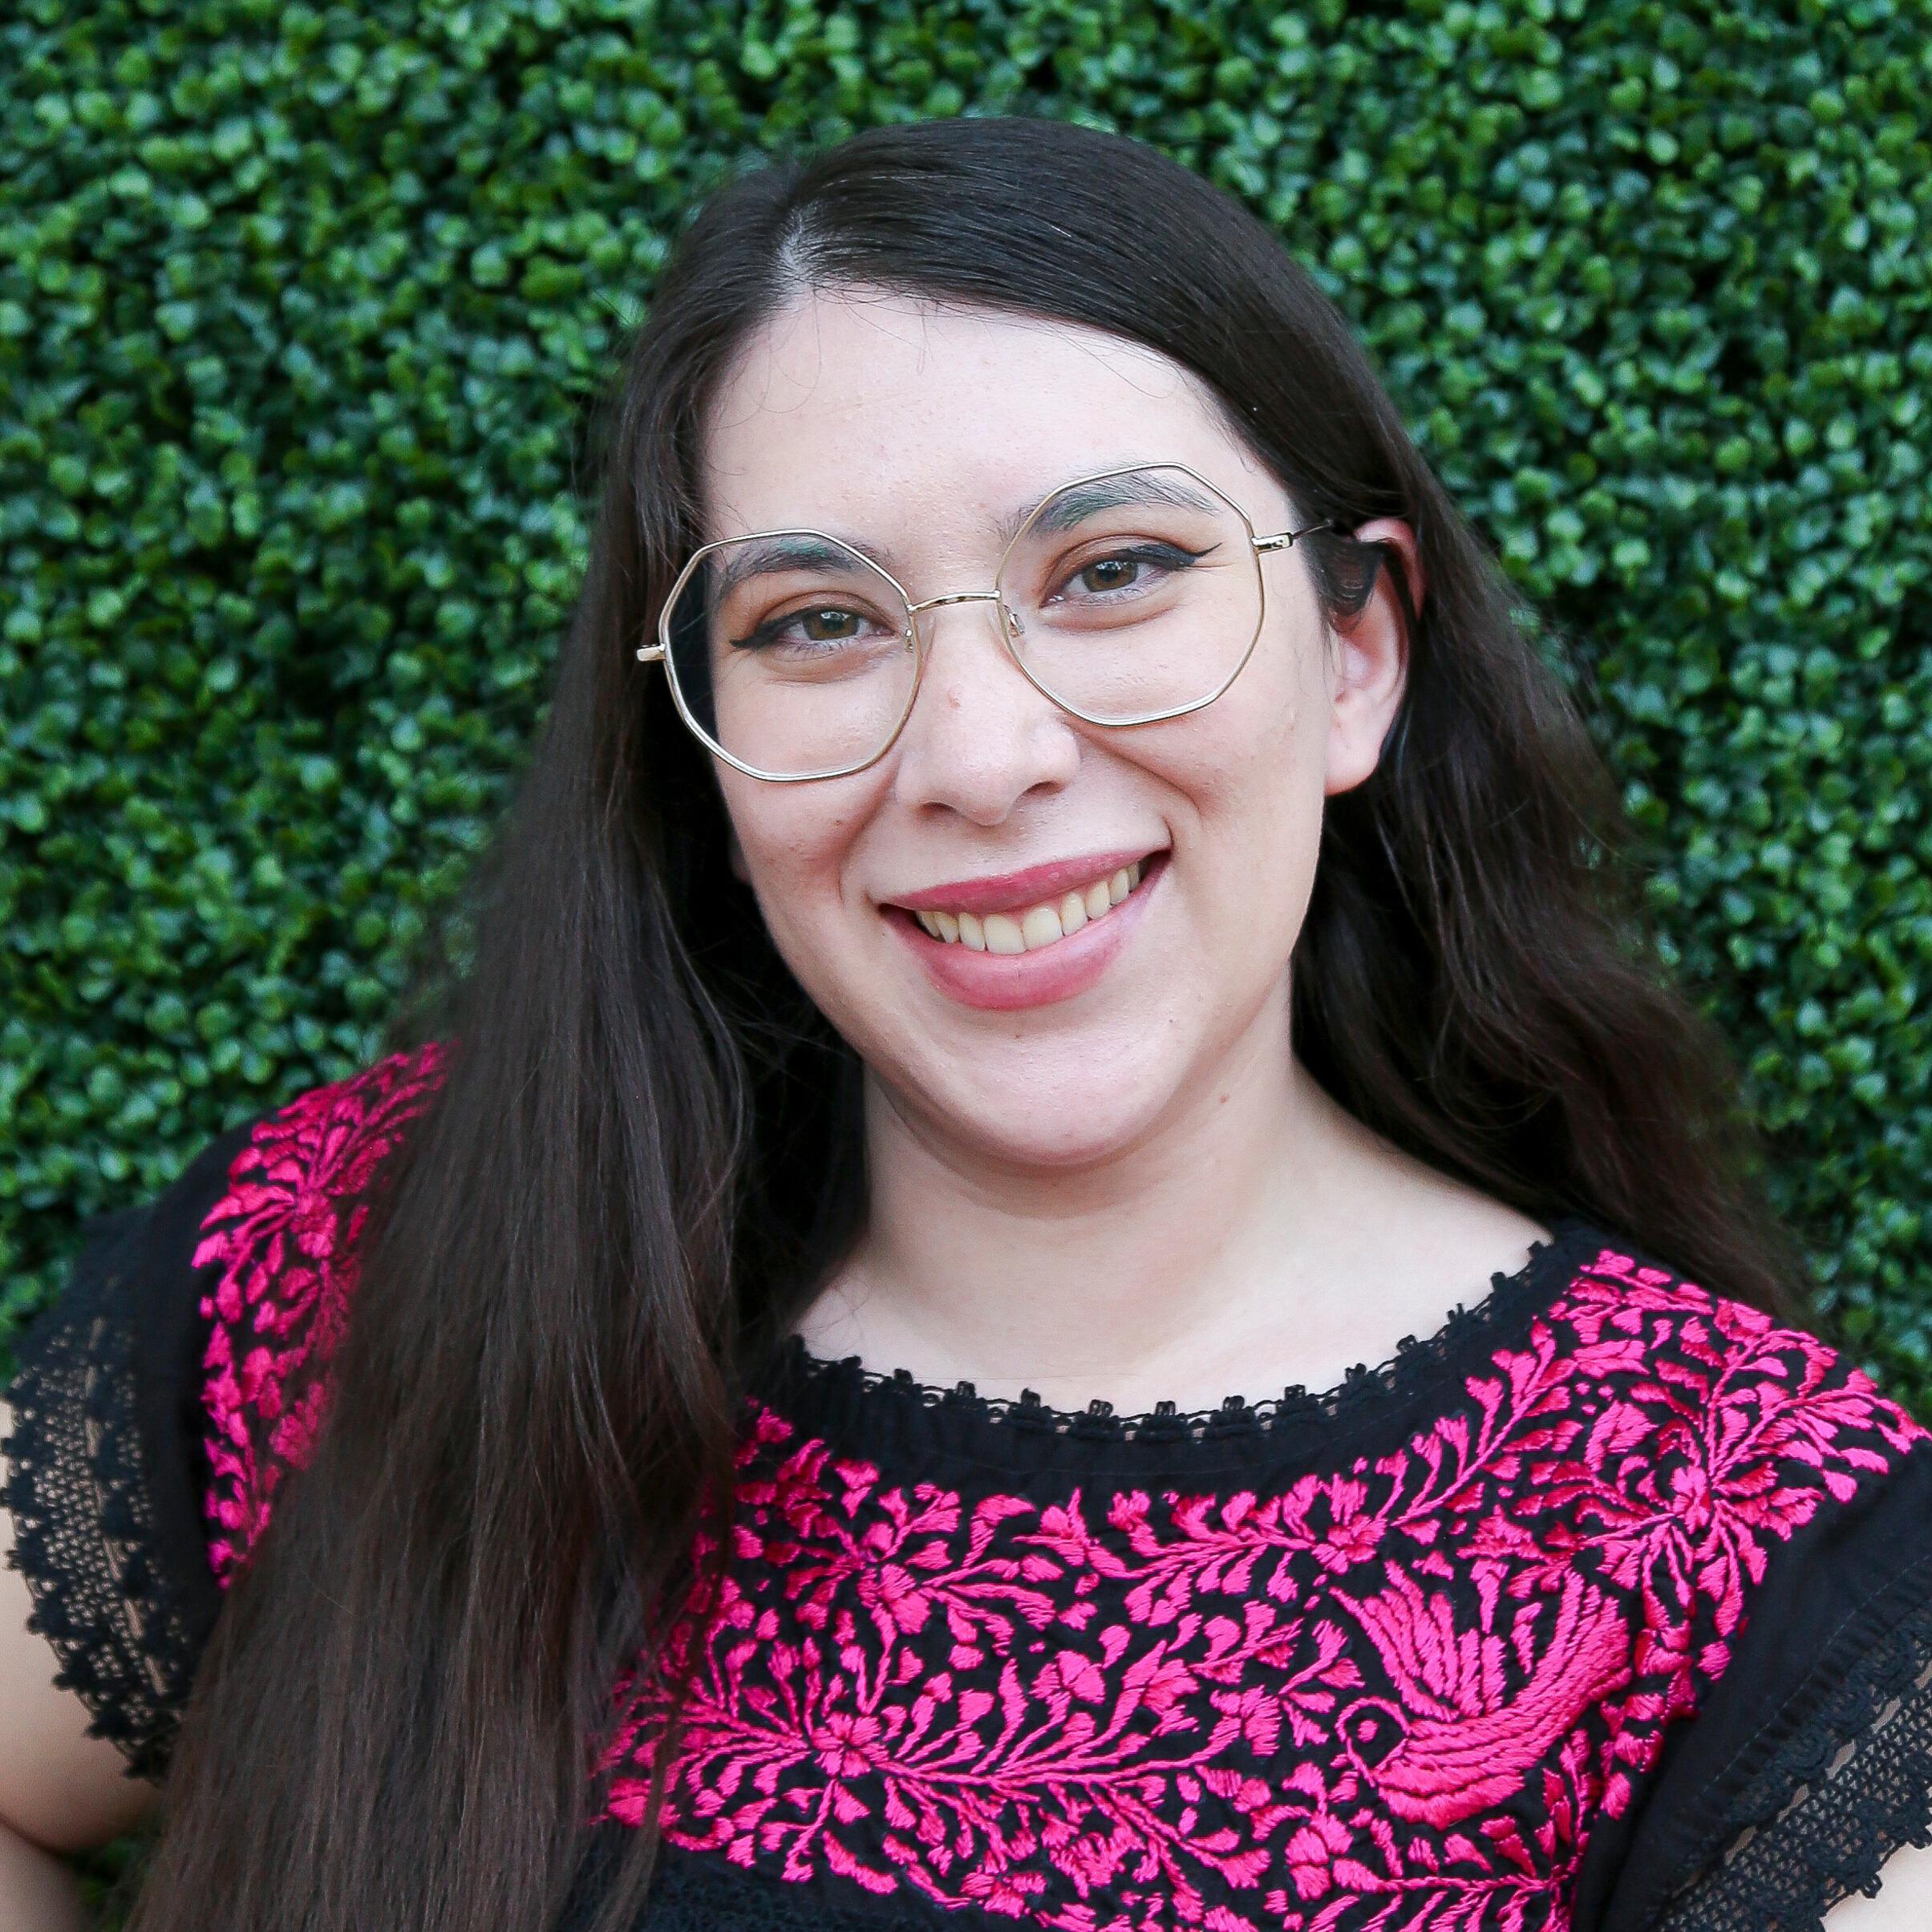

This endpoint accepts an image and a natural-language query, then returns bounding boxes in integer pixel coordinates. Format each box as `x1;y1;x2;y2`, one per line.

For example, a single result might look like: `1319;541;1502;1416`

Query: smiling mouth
904;859;1154;956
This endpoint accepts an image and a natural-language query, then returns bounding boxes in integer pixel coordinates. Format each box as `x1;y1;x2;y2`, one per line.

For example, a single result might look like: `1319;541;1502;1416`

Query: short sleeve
2;1119;258;1781
1646;1598;1932;1930
1574;1427;1932;1930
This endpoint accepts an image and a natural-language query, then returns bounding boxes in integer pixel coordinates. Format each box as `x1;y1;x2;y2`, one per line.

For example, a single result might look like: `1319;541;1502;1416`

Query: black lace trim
2;1207;208;1783
1651;1596;1932;1931
762;1211;1597;1451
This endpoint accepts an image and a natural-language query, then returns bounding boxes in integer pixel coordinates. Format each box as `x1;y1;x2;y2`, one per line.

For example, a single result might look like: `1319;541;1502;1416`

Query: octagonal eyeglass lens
662;532;918;778
995;464;1265;725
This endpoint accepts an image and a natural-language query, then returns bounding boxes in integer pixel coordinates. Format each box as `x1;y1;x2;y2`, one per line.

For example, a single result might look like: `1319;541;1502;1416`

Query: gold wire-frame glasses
634;459;1339;784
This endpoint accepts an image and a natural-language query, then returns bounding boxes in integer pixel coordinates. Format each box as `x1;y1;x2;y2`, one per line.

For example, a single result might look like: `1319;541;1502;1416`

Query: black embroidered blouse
6;1042;1932;1931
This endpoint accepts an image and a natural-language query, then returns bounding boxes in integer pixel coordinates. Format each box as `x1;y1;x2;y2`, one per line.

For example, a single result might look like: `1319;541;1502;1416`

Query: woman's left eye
1055;542;1198;602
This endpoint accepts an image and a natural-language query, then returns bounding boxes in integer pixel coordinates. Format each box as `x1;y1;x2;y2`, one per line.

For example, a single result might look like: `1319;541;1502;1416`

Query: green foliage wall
4;0;1930;1408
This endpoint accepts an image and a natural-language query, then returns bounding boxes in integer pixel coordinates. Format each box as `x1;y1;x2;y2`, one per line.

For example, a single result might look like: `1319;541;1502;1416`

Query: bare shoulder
0;1395;158;1853
1363;1165;1562;1308
1413;1185;1559;1272
1326;1098;1561;1300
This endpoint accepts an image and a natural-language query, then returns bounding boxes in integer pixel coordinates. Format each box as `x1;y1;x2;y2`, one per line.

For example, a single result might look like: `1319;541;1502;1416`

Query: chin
889;1053;1185;1170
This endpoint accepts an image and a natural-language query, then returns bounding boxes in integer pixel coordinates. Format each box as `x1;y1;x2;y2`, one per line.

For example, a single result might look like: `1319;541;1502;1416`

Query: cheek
718;772;883;957
1153;616;1323;836
1132;623;1327;1001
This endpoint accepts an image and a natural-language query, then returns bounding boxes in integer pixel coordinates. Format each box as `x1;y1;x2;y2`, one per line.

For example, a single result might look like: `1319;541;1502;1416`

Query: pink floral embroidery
192;1041;448;1580
593;1266;1926;1929
191;1071;1930;1929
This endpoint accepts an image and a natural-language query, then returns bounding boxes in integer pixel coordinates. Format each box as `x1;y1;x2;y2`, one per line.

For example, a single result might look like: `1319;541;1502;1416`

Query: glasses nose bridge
905;586;1005;619
897;579;1041;731
901;583;1021;656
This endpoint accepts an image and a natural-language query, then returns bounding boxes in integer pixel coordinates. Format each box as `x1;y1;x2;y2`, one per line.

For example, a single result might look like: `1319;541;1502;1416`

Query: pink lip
883;846;1164;917
885;853;1167;1012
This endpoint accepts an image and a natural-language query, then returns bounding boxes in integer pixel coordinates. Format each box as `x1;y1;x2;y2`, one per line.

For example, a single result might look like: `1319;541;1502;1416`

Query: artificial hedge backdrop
4;0;1930;1428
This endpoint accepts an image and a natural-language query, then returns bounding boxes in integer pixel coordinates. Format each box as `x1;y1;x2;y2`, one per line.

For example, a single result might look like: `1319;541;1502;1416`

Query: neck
796;999;1502;1414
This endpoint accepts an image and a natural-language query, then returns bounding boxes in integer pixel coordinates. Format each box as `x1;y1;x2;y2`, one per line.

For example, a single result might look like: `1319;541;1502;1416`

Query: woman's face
694;287;1405;1170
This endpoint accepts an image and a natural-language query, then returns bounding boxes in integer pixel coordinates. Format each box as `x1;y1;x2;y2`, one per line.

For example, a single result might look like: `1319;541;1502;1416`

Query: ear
1322;517;1424;800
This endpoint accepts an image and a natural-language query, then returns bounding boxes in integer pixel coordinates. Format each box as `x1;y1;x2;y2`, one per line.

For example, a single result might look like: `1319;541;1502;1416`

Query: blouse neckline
747;1212;1602;1480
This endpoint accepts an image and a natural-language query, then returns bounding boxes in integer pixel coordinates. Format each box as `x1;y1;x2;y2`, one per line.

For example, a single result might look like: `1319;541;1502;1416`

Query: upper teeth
912;862;1146;954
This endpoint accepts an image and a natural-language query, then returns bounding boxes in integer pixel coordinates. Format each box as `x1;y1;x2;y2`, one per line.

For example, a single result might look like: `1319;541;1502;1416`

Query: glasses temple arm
1254;518;1345;553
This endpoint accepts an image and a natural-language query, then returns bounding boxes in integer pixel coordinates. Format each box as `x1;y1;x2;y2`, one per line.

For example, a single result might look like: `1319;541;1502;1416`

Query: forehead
694;286;1278;550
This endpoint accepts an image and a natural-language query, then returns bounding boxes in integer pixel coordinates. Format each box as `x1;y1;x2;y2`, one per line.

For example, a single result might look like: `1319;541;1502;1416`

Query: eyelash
729;605;899;654
1046;540;1212;605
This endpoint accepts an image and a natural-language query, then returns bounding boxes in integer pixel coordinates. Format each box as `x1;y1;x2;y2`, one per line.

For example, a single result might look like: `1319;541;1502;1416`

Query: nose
889;593;1080;825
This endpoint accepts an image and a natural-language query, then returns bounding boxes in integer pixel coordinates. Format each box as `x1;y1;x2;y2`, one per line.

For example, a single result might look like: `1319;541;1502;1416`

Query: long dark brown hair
127;114;1812;1932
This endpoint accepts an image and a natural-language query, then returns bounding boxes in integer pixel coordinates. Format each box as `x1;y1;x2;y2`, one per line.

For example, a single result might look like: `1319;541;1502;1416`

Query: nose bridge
905;584;1023;691
897;581;1056;747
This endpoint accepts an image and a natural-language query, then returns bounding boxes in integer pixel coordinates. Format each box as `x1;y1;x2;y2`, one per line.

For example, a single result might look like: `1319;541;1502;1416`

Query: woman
3;115;1929;1932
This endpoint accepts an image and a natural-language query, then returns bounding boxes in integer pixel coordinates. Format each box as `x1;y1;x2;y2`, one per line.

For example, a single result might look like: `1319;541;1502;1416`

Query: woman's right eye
732;604;873;651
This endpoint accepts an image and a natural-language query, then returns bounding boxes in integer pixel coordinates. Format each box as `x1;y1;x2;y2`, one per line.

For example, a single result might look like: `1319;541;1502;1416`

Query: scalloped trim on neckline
765;1212;1598;1448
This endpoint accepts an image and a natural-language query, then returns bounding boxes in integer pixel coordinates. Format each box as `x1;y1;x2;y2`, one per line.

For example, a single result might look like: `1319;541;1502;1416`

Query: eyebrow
1007;470;1222;543
703;468;1225;599
709;536;872;604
